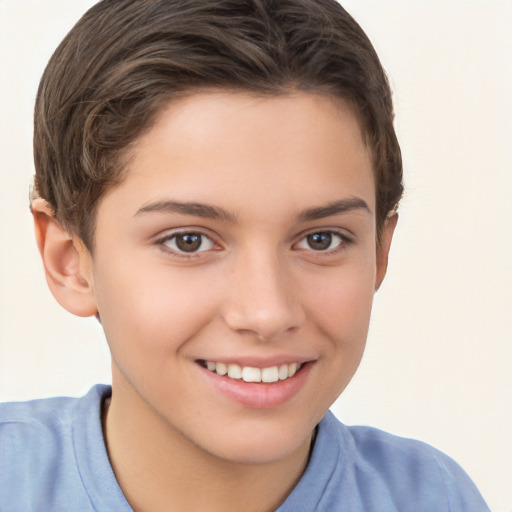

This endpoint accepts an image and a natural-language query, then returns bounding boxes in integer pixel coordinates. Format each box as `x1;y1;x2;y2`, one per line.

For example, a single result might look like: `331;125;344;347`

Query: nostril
224;305;305;342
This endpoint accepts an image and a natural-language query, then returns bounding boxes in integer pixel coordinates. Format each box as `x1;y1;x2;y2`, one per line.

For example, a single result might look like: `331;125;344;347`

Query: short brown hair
33;0;403;250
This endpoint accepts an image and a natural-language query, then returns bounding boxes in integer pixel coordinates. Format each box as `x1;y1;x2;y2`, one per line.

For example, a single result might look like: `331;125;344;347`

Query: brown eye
175;233;202;252
295;231;347;252
162;232;215;254
306;232;332;251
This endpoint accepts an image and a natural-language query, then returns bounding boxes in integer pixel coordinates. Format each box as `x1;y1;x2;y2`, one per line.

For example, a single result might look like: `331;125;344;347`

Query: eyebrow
297;197;371;222
135;196;371;223
135;200;238;223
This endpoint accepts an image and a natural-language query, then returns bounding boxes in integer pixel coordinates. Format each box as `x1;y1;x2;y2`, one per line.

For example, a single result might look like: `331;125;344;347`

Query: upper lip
196;355;315;368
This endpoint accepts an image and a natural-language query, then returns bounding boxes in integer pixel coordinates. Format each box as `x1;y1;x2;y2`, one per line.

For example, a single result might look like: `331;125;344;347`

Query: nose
222;251;305;341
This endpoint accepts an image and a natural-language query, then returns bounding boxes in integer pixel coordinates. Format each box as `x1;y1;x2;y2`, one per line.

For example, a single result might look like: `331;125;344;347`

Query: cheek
311;264;376;393
93;260;222;357
305;260;376;341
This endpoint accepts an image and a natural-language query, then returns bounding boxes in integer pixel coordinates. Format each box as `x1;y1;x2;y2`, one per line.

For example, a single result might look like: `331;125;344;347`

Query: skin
33;91;396;512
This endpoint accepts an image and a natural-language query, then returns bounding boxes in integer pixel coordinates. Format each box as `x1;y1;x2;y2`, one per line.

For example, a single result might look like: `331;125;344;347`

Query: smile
199;360;302;383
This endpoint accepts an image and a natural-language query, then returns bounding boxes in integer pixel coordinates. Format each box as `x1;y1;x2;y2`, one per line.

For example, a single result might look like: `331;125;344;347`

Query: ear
375;213;398;291
32;198;98;317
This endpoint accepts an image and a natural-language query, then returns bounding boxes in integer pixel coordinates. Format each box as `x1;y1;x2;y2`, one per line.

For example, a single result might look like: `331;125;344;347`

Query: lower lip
198;362;313;409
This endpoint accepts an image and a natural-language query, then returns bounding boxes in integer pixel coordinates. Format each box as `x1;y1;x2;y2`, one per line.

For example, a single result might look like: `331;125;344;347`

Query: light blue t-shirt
0;385;490;511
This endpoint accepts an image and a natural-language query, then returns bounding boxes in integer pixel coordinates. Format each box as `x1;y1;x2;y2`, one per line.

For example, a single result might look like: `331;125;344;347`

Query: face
84;91;391;465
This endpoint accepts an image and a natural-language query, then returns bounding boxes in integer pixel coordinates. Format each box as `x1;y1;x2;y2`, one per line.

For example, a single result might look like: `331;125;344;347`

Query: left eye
162;232;215;253
295;231;345;251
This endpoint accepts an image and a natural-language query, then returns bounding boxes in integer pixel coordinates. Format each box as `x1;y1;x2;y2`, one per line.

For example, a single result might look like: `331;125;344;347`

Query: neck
102;385;312;512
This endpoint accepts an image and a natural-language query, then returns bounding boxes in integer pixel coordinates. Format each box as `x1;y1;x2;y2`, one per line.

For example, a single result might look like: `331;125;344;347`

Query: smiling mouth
197;360;303;383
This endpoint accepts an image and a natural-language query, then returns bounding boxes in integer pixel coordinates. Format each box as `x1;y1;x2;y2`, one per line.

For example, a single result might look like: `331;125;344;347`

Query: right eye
294;230;348;252
159;231;216;254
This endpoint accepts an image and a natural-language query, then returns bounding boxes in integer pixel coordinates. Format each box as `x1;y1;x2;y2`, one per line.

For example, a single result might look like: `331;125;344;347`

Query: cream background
0;1;510;510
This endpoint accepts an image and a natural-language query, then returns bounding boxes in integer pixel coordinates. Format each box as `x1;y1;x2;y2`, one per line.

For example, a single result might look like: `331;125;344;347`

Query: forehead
99;91;375;223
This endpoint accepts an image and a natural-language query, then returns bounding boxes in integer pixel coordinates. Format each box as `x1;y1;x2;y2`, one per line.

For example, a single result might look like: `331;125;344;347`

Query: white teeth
242;367;261;383
227;364;242;379
262;366;279;383
278;364;288;381
216;362;227;376
203;360;302;382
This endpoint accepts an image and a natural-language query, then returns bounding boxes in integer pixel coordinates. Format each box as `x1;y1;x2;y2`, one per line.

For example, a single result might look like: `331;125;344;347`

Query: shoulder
0;385;111;512
330;412;489;511
0;393;77;456
1;392;77;424
283;411;490;512
346;420;470;486
0;384;107;447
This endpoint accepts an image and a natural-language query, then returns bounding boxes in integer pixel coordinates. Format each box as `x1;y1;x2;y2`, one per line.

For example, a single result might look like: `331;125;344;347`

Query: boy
0;1;491;511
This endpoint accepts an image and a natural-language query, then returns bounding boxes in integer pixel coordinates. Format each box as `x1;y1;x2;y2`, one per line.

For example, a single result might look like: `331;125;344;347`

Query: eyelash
293;229;353;256
155;228;353;259
155;230;218;259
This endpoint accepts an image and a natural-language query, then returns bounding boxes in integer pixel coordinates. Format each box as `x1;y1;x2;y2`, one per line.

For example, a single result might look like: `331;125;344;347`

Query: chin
198;416;316;466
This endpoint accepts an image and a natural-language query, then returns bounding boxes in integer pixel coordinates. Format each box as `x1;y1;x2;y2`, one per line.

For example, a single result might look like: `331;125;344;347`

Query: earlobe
32;198;98;317
375;213;398;291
